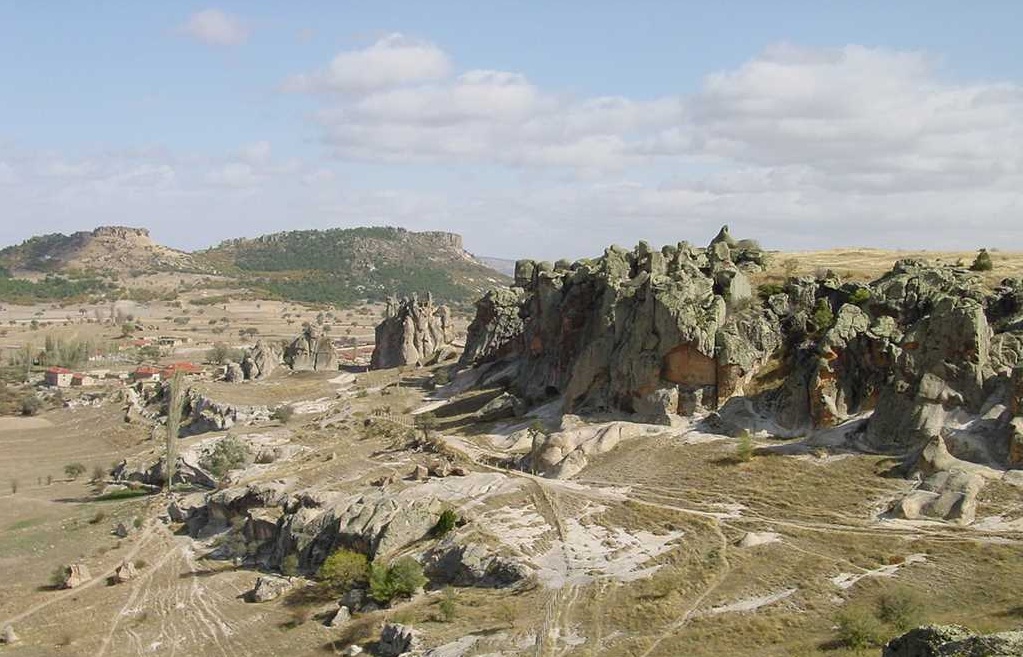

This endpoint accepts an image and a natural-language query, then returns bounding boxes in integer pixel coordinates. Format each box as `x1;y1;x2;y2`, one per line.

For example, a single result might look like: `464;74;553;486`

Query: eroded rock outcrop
371;293;453;369
459;228;1023;470
284;325;336;372
460;227;772;421
242;340;282;380
883;624;1023;656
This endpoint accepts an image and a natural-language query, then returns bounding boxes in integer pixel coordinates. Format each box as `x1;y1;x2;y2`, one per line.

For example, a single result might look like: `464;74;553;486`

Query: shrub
438;586;457;622
282;553;300;577
272;405;294;423
200;437;250;478
970;248;993;272
811;298;835;333
50;565;68;588
834;605;884;650
369;557;428;603
757;283;785;300
64;462;87;480
21;394;42;416
735;431;755;463
317;549;368;591
876;587;925;632
91;465;106;482
848;288;871;306
432;509;459;537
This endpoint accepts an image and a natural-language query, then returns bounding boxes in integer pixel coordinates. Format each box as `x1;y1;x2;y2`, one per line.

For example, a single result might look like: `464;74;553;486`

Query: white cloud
180;9;249;47
284;33;451;93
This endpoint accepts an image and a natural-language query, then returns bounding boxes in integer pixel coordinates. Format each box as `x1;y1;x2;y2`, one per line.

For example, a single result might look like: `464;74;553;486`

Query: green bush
811;298;835;333
757;282;785;300
876;587;925;632
64;462;86;480
317;549;368;590
432;509;459;537
369;557;428;603
438;586;457;622
200;437;250;478
20;394;42;417
970;248;993;272
834;605;885;650
848;288;871;306
735;430;755;463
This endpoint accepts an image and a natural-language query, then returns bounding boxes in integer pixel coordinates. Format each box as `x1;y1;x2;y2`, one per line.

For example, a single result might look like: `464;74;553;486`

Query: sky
2;1;1023;260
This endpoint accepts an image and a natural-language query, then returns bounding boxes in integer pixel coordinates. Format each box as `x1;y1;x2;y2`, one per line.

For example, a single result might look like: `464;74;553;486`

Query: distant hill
0;224;509;307
0;226;195;276
197;226;509;307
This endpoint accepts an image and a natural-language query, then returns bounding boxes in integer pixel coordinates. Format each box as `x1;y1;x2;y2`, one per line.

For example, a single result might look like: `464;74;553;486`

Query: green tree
317;549;369;591
64;463;86;480
834;605;884;650
811;298;835;333
876;587;925;632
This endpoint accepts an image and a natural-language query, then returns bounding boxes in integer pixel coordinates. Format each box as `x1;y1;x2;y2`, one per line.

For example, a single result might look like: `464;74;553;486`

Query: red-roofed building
160;362;202;379
44;367;72;387
132;366;162;382
70;373;96;387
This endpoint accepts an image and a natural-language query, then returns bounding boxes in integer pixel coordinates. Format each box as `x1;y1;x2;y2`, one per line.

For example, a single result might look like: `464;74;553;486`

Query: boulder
242;340;283;380
224;360;245;383
113;521;132;538
371;294;453;369
284;325;336;372
883;624;1023;656
411;464;429;481
341;646;363;656
0;625;18;645
113;561;138;583
248;575;293;602
327;604;351;627
378;623;424;657
61;563;91;589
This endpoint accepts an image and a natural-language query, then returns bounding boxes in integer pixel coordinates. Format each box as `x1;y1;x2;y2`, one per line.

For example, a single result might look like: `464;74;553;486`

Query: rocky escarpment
371;293;454;369
459;227;1023;469
460;225;771;421
172;474;526;588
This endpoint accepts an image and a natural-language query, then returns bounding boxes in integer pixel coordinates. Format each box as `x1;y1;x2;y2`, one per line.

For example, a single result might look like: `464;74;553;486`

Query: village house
44;366;73;387
70;373;96;387
131;366;162;383
160;362;202;379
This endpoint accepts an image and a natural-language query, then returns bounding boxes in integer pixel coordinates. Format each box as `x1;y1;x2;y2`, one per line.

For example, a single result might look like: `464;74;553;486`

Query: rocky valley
1;226;1022;657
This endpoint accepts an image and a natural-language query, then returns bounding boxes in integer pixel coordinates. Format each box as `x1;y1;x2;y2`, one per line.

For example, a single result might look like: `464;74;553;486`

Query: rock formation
371;293;453;369
378;623;423;657
61;563;91;589
241;340;282;380
459;228;1023;470
883;624;1023;656
283;325;336;372
460;226;771;421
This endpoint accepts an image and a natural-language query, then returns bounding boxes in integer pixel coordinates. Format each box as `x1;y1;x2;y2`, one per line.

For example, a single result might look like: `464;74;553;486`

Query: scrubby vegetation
317;549;369;591
0;270;111;303
368;557;428;603
200;437;250;478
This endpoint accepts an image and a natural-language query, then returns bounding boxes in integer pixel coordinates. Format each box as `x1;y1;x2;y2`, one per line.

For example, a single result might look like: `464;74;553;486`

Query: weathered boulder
883;624;1023;656
242;340;282;380
61;563;91;589
327;604;351;627
284;325;336;372
378;623;423;657
113;560;138;583
371;293;452;369
0;625;18;645
248;574;293;602
224;360;244;383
